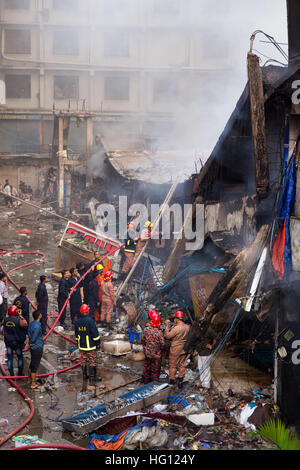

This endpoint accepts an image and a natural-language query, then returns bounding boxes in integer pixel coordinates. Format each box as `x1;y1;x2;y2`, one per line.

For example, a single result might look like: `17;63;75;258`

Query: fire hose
0;244;125;449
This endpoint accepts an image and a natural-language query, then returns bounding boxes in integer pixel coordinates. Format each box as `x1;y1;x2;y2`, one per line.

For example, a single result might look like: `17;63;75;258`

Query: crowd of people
0;219;217;392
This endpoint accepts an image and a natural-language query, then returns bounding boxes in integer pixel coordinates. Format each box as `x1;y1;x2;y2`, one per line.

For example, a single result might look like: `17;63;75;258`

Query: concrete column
58;116;66;210
86;116;94;186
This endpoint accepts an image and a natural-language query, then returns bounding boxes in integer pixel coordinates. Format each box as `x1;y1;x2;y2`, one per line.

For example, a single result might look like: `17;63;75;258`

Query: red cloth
272;219;286;280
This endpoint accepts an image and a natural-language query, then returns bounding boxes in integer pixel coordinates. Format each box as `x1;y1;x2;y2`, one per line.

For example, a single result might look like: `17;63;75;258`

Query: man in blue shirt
24;310;44;389
1;305;28;377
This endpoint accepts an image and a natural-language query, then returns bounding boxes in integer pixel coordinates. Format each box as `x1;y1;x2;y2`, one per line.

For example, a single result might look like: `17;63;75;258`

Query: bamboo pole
0;190;69;222
94;377;140;398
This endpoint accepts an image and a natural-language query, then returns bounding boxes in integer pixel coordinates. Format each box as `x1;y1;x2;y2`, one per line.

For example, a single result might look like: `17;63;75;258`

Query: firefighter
100;270;116;329
95;259;112;323
13;286;30;325
141;310;165;384
74;304;102;383
120;223;138;278
164;311;190;389
1;305;27;377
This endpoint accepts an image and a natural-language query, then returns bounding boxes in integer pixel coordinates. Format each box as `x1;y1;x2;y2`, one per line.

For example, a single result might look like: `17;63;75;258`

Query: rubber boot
8;369;14;377
90;366;102;382
18;369;24;377
177;377;184;390
82;366;89;381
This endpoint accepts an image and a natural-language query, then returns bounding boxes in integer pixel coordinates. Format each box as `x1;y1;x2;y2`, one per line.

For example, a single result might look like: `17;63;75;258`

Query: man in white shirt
0;272;8;323
3;180;12;207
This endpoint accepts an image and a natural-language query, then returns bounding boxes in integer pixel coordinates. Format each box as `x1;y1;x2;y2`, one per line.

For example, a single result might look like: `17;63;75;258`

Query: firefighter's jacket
74;314;101;351
124;237;137;253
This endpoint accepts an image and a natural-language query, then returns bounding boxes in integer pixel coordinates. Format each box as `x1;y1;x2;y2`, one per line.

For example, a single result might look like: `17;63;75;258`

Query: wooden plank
247;52;269;199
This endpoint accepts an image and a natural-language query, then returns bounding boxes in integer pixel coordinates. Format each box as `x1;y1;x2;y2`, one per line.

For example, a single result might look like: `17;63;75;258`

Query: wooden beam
247;52;269;199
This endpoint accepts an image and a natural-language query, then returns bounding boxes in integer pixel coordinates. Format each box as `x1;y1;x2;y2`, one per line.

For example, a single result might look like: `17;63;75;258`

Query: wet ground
0;200;274;450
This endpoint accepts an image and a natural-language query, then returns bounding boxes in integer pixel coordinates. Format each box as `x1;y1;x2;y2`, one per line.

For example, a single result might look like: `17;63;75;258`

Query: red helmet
174;311;184;320
8;305;19;317
147;309;157;320
104;271;113;281
80;304;90;314
150;312;162;328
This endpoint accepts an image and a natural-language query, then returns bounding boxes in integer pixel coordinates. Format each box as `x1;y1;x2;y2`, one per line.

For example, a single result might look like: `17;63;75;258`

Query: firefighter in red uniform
164;311;190;389
141;310;165;384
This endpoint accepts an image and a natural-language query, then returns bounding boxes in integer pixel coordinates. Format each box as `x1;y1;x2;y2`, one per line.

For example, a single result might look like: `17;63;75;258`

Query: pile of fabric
87;418;168;450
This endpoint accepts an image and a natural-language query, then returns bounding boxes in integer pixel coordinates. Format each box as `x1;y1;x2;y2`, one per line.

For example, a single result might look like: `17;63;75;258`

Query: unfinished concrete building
0;0;235;197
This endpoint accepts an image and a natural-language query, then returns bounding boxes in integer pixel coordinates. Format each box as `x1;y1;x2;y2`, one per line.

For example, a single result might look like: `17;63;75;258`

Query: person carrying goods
95;259;112;323
192;320;217;390
141;310;165;384
100;270;116;329
35;275;49;336
14;286;30;325
164;311;190;389
120;223;138;278
24;310;44;389
68;267;83;325
1;305;28;377
74;304;102;383
57;270;71;328
87;270;100;321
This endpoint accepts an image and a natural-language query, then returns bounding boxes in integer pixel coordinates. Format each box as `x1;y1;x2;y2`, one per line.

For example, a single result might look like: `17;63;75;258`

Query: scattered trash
0;419;8;428
186;412;215;426
12;435;51;449
237;404;257;430
152;404;169;412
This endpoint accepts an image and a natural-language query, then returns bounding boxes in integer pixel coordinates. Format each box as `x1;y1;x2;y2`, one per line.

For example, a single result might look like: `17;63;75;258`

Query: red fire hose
0;244;125;449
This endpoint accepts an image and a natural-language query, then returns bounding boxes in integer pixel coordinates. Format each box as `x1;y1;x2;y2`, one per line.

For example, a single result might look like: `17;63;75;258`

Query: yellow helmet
96;263;104;271
144;221;153;228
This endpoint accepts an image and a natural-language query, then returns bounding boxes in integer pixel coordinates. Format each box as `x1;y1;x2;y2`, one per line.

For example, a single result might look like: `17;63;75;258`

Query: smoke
88;0;288;173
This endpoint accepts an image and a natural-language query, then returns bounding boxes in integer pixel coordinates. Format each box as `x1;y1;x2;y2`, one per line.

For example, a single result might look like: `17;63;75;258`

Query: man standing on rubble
74;304;102;383
68;267;83;325
193;320;217;390
141;310;165;384
57;270;71;328
3;180;12;207
164;311;190;389
81;251;102;303
14;286;30;325
120;222;138;279
35;275;49;336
